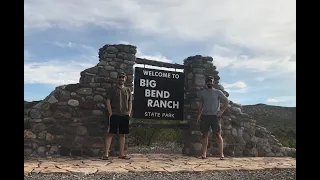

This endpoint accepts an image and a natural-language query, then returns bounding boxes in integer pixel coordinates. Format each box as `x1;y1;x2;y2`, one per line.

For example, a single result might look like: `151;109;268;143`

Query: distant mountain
242;104;296;148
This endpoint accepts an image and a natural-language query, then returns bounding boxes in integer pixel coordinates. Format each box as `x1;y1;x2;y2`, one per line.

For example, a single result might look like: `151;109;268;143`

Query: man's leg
104;133;113;157
216;133;224;158
103;115;118;158
200;115;210;158
119;134;125;156
212;116;224;159
201;132;209;158
118;115;130;159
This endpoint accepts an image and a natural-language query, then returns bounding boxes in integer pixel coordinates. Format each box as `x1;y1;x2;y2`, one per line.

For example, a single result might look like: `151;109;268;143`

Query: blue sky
24;0;296;107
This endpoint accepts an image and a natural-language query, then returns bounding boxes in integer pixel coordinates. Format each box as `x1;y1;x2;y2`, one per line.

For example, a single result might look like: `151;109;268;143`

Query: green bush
130;118;185;146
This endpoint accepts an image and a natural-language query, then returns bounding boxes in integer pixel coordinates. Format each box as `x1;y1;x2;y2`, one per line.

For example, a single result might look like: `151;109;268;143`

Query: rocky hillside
242;104;296;148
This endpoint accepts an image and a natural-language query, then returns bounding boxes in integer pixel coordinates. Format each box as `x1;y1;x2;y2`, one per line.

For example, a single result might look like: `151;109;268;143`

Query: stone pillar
182;55;223;156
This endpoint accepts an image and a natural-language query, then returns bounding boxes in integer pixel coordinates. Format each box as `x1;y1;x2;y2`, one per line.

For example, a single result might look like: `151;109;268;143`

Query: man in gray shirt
196;76;229;160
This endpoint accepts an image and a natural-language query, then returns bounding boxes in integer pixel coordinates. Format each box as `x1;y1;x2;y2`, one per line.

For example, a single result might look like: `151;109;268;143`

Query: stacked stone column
24;44;136;157
182;55;288;157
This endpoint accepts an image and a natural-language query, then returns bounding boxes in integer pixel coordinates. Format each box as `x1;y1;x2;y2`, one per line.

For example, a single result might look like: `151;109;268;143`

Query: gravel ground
24;168;296;180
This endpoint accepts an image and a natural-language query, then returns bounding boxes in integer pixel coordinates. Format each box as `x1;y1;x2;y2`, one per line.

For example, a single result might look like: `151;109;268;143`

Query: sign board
133;67;184;120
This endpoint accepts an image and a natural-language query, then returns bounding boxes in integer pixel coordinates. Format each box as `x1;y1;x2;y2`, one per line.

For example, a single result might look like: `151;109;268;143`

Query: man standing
103;72;132;160
196;76;229;160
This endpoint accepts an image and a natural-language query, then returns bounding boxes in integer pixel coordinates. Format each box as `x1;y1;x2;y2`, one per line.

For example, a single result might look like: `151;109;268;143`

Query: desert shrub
129;118;185;146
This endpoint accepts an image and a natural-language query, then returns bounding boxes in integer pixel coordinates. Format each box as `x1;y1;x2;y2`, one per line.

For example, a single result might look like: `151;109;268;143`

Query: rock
104;66;115;71
46;133;55;141
118;52;128;59
243;133;251;142
89;83;100;87
24;148;33;156
231;128;238;136
68;99;79;107
92;110;103;116
96;88;106;92
86;96;94;100
95;77;106;83
251;136;258;143
38;131;46;140
265;148;272;153
37;147;46;156
77;88;92;95
119;63;127;69
99;69;109;76
49;146;59;155
234;136;246;145
110;72;118;78
77;126;88;135
29;109;42;119
246;142;254;149
106;46;118;53
192;143;202;151
47;95;58;104
231;107;241;113
32;123;46;133
98;61;107;66
29;119;42;123
24;130;36;139
194;74;205;87
93;95;104;101
244;122;251;128
224;134;236;144
96;103;106;108
238;128;243;137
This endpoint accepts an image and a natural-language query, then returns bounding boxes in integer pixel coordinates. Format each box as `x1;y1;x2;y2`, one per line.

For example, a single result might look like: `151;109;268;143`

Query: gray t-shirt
198;88;227;115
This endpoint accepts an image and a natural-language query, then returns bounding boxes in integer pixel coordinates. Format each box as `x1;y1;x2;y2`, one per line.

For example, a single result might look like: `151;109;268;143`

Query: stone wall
24;44;136;157
24;44;296;158
182;55;296;157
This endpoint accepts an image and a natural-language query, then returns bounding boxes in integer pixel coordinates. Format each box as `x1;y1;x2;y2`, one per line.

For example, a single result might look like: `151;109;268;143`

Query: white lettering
162;113;175;118
142;70;172;78
146;99;179;109
172;73;179;79
140;79;156;88
144;112;161;117
145;89;170;98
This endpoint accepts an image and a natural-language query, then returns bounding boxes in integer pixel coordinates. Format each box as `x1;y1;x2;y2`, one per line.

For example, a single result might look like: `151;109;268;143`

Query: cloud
222;81;248;94
255;77;265;82
24;60;95;85
211;45;296;75
53;41;97;55
266;96;296;103
223;81;247;89
24;40;178;86
25;0;295;77
24;0;295;54
120;40;172;63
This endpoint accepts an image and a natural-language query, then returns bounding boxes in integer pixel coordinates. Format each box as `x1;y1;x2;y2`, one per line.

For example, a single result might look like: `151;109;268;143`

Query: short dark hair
205;76;214;82
118;72;127;78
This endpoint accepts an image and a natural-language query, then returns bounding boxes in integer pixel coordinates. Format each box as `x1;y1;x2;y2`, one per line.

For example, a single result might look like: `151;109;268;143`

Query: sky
24;0;296;107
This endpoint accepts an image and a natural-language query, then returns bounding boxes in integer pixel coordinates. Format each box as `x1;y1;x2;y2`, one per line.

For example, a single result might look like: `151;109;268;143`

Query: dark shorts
107;114;130;134
200;115;221;134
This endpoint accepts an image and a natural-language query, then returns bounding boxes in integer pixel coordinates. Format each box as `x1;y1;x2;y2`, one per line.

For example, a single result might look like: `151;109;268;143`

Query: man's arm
106;88;113;117
128;88;132;116
218;90;229;115
196;91;203;121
